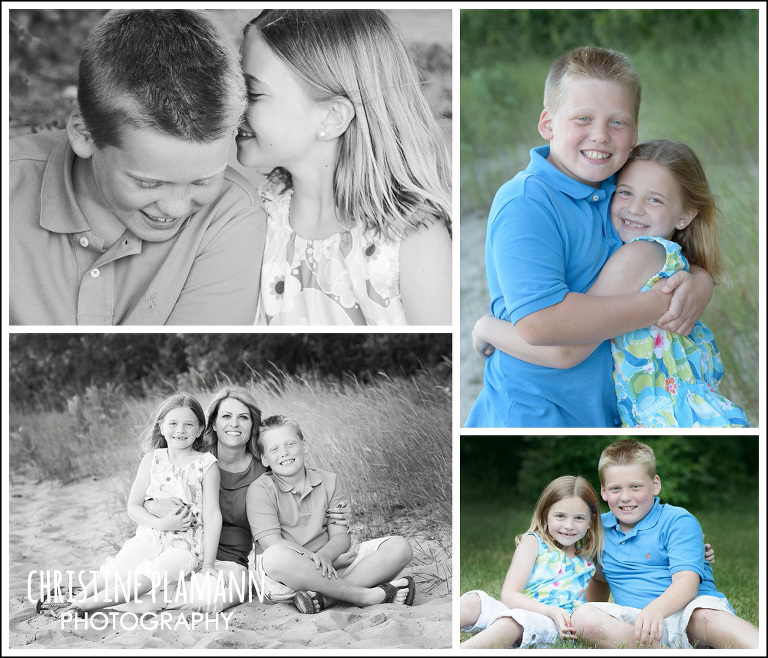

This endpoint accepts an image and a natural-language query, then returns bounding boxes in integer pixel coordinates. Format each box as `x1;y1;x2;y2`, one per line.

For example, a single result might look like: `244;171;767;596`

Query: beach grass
459;30;759;424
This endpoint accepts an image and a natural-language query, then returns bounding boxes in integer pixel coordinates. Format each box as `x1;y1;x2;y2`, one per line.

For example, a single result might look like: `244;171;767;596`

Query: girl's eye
248;92;264;102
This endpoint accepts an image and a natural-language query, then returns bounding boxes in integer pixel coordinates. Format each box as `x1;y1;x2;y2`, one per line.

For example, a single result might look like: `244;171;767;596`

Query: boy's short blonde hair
598;439;656;484
544;46;641;120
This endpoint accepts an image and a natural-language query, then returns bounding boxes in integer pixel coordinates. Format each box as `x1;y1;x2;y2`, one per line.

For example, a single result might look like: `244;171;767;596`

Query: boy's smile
260;426;307;480
72;124;231;244
538;78;638;187
601;463;661;532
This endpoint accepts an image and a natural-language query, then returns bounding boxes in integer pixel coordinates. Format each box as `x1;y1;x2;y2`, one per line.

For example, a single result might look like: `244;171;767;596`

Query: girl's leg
459;592;481;630
686;608;759;649
460;616;523;649
261;544;409;607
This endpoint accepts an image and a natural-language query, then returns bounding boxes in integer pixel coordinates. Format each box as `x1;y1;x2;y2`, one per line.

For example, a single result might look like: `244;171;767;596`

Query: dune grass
459;30;759;424
9;369;452;549
459;494;759;646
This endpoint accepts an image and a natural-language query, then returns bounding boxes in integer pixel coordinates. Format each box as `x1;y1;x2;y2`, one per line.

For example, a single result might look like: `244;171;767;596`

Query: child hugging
474;140;749;427
460;476;602;649
236;9;452;326
36;394;221;620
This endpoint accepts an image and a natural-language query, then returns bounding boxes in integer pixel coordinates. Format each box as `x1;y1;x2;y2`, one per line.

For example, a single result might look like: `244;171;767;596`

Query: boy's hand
472;314;496;359
634;605;665;648
656;267;713;336
333;542;360;569
308;551;337;579
547;607;576;640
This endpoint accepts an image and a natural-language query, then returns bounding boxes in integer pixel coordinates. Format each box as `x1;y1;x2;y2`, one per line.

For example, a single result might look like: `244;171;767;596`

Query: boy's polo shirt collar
39;136;93;235
271;467;323;500
528;145;616;202
604;497;663;540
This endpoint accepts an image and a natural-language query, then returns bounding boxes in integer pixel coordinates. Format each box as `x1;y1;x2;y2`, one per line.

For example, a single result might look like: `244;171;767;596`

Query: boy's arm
200;462;222;571
656;264;713;335
633;571;700;648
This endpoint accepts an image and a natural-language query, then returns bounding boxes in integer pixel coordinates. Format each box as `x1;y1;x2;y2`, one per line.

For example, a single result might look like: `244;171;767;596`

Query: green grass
9;369;452;545
459;495;759;646
460;31;759;423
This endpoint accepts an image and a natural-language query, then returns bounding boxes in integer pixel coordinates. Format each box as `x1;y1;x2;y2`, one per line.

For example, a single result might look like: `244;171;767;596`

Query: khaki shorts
255;536;391;603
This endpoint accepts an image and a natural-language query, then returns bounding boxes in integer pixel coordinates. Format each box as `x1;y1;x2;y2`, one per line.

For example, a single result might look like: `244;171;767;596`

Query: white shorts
460;590;562;648
583;595;735;649
255;536;392;603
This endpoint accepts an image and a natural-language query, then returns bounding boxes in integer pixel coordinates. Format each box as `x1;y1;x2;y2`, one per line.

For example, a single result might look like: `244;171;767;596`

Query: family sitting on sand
35;388;416;621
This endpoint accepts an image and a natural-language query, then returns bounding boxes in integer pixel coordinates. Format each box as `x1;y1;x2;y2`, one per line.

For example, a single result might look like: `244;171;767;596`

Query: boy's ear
260;453;269;468
599;486;608;502
317;97;355;141
652;475;661;496
537;109;554;141
67;113;95;159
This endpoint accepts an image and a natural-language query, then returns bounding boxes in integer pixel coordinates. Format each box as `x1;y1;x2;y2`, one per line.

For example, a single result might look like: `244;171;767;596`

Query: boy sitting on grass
571;439;758;649
246;415;415;614
10;9;265;325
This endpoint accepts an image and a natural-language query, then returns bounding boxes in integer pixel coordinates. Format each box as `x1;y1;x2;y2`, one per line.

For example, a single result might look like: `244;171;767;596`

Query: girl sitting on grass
473;140;749;427
236;9;452;326
36;393;221;620
460;476;602;649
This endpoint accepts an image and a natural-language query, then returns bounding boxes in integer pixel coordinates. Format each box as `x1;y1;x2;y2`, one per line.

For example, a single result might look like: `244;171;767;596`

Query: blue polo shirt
465;145;622;428
601;498;725;609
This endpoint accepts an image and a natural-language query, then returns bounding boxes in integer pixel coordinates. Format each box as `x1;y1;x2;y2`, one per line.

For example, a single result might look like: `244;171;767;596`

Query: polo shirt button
90;268;100;278
79;237;89;248
592;194;600;202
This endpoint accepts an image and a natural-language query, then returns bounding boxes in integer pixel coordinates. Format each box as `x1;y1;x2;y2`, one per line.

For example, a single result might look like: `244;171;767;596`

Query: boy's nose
156;193;193;218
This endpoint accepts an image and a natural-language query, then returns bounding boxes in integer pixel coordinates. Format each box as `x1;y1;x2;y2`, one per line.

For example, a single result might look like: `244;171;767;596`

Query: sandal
35;586;72;617
293;590;326;614
375;575;415;606
54;605;85;621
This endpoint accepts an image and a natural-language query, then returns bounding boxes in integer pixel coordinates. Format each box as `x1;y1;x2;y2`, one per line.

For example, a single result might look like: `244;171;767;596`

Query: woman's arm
400;220;452;325
200;463;222;570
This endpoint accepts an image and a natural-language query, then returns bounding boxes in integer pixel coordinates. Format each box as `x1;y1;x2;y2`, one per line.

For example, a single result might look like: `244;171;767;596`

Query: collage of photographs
2;5;763;655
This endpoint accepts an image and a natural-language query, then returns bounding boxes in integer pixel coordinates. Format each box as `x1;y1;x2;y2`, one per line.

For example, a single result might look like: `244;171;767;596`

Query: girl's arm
127;453;174;530
400;219;452;325
478;240;667;367
499;535;576;637
200;463;222;571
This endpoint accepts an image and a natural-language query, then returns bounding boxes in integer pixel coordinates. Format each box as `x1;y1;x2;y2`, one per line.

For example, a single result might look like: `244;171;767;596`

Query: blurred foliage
9;334;451;413
460;436;758;511
460;8;758;72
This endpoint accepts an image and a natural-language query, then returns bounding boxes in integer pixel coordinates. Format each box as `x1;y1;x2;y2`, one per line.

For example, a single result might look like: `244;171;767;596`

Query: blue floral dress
612;237;749;427
255;180;407;326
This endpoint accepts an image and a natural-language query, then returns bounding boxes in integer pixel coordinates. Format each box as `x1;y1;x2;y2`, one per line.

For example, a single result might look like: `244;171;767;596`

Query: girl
37;393;222;619
473;140;749;427
460;476;602;649
236;9;452;326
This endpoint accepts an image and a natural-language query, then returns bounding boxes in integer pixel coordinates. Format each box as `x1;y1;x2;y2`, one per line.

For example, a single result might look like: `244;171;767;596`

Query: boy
9;10;265;325
465;47;712;427
570;439;758;649
246;415;415;613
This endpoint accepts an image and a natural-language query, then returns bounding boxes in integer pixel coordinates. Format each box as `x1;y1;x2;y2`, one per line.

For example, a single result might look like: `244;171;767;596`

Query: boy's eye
135;179;162;189
247;92;264;102
649;197;662;204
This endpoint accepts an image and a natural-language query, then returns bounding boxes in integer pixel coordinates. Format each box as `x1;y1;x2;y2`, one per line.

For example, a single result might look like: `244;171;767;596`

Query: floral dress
255;180;407;326
612;236;749;427
138;448;218;563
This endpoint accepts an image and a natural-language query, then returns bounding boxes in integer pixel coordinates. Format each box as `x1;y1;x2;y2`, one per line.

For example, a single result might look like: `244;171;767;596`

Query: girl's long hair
137;393;206;456
623;139;724;284
201;386;262;459
245;9;451;241
516;475;603;562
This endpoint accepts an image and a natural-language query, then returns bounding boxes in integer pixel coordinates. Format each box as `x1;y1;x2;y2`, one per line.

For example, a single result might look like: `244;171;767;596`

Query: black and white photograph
7;333;452;650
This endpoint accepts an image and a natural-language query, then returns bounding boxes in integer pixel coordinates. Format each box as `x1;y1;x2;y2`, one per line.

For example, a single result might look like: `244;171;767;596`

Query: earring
318;131;326;138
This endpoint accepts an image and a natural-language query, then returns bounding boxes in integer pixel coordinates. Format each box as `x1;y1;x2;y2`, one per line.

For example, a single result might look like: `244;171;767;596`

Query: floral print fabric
138;448;218;562
612;236;749;427
522;533;595;613
255;180;407;325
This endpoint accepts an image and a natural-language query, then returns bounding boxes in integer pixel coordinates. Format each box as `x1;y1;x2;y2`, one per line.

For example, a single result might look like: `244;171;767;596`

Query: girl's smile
546;495;592;551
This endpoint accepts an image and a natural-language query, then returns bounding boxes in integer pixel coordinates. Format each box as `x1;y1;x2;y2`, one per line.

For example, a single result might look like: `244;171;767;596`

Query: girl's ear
677;208;698;230
67;113;96;158
317;97;355;141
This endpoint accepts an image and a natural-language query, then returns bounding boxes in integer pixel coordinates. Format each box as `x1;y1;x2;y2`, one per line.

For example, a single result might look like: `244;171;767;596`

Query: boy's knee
261;544;297;580
570;604;600;634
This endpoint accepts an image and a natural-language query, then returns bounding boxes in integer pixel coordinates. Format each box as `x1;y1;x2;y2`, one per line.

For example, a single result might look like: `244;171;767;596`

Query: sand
7;475;452;651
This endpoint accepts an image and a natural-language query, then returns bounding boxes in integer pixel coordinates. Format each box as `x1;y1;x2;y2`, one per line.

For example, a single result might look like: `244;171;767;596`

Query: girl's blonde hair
137;393;206;456
245;9;451;241
516;475;603;562
623;140;724;283
544;46;641;120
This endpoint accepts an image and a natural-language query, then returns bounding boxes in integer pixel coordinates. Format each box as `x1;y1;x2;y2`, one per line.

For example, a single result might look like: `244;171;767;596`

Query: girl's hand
326;499;352;532
548;607;576;640
472;314;496;359
158;502;194;532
